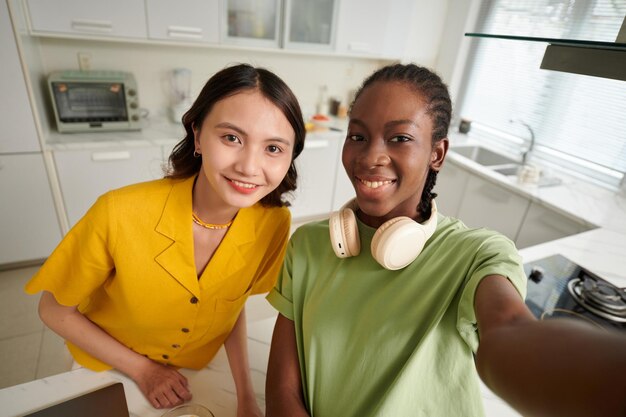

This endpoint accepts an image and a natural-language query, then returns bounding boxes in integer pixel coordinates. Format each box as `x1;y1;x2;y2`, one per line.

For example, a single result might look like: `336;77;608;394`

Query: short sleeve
266;236;295;320
24;193;116;307
250;209;291;295
456;234;527;353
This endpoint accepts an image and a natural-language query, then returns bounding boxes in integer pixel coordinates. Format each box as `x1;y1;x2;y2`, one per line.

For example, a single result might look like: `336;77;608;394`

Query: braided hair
351;63;452;219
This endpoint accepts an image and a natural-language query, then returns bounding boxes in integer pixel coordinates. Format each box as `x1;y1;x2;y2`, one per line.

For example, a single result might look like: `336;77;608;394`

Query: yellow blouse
25;176;290;371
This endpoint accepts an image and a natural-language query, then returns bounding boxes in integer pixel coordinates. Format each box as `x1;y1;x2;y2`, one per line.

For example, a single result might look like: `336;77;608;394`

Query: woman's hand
132;360;193;409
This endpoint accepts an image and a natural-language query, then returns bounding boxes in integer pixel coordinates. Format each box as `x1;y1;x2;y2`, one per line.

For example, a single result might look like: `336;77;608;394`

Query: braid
351;63;451;218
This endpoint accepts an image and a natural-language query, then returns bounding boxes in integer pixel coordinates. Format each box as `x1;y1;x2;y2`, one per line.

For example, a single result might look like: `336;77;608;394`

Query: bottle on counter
316;85;329;116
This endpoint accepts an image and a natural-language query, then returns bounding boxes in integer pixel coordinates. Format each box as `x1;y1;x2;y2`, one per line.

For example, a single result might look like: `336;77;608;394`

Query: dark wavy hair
351;63;452;219
166;63;305;207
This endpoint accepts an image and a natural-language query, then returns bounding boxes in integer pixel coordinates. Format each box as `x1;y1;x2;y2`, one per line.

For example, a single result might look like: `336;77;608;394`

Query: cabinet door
0;0;40;153
222;0;281;48
146;0;219;43
53;147;164;227
515;202;591;249
457;174;530;241
0;154;61;264
289;135;341;220
283;0;338;51
25;0;147;39
335;0;414;58
434;161;470;218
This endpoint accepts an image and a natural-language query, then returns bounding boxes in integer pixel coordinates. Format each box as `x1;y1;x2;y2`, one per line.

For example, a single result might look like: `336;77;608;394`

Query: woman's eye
347;134;365;142
267;145;282;154
225;134;241;143
390;135;411;143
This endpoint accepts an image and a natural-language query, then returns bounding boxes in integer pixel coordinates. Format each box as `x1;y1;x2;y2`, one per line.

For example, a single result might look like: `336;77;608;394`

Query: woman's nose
235;148;260;176
359;140;390;167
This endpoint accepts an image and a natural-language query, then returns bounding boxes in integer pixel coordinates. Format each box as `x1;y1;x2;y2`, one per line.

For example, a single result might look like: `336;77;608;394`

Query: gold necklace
192;212;233;230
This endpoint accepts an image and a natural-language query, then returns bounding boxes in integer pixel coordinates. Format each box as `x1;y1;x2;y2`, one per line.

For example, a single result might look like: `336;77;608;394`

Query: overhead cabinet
335;0;415;58
222;0;339;51
24;0;416;59
146;0;220;44
25;0;148;39
0;1;40;154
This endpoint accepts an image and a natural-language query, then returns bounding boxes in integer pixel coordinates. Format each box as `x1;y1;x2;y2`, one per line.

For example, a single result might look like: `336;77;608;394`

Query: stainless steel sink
450;145;563;187
449;145;519;166
492;165;521;176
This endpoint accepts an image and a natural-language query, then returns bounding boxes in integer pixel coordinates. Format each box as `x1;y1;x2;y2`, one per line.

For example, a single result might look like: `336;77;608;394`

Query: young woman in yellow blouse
26;63;305;416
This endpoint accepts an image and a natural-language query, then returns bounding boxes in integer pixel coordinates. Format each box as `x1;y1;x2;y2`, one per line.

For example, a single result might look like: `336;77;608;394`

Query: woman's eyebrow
384;119;419;129
215;121;292;145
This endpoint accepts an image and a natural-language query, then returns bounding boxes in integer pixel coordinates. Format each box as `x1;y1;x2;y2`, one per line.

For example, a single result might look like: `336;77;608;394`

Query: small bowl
160;403;215;417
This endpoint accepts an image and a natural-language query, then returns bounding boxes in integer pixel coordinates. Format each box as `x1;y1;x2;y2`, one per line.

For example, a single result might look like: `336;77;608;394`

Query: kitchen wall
36;37;384;122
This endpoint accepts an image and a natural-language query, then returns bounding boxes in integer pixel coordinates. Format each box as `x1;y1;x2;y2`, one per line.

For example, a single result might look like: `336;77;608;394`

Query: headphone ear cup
329;208;361;258
371;217;428;270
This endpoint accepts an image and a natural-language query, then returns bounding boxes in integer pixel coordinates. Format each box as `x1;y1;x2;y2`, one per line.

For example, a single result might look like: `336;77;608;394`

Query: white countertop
4;129;625;417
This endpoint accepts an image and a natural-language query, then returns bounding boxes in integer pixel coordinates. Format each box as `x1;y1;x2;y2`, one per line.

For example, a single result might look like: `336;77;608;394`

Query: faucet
509;119;535;166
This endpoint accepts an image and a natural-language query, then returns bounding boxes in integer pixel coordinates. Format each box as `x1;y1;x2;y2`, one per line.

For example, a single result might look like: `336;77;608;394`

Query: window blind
458;0;626;188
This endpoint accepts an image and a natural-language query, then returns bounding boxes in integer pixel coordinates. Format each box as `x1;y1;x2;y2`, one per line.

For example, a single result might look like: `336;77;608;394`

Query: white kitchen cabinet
0;0;39;154
434;160;470;218
289;133;342;220
222;0;339;51
335;0;415;58
53;146;164;227
0;153;62;264
283;0;339;51
145;0;219;44
515;202;592;249
457;174;530;241
25;0;147;39
222;0;281;48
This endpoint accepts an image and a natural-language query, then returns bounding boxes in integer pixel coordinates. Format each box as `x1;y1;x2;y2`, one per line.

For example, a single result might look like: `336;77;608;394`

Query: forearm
223;307;257;404
266;314;309;417
38;291;152;380
476;318;626;417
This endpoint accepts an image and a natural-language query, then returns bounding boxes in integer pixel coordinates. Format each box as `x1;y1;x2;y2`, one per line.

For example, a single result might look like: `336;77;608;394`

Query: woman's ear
192;122;200;149
430;138;448;171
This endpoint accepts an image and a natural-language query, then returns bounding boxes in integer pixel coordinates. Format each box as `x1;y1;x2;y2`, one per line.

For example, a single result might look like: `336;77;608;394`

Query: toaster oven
48;70;142;133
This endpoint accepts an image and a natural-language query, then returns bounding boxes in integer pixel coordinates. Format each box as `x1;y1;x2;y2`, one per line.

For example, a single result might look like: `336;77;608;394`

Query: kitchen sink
492;164;521;176
449;145;519;166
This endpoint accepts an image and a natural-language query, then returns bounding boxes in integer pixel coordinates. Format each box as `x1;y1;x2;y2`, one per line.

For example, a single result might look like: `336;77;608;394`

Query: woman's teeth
359;179;394;189
232;180;256;189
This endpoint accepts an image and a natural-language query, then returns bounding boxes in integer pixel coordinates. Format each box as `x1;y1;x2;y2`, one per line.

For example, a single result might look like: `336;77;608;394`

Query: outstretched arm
38;291;192;409
475;275;626;417
266;314;310;417
223;307;263;417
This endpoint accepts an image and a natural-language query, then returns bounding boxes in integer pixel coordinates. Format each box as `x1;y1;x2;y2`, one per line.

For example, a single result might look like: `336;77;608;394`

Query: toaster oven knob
128;89;137;96
130;102;138;109
131;115;140;121
529;266;544;283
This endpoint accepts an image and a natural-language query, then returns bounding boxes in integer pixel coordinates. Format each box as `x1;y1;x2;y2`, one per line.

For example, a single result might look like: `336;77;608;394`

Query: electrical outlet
78;52;92;71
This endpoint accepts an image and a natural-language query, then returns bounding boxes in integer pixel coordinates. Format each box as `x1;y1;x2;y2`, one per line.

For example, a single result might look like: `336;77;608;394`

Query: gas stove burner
568;277;626;323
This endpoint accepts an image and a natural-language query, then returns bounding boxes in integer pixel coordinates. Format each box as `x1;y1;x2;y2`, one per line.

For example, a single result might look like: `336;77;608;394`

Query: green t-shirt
267;214;527;417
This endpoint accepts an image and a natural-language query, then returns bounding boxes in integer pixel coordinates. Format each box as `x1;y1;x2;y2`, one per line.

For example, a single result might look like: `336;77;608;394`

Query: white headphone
329;199;438;270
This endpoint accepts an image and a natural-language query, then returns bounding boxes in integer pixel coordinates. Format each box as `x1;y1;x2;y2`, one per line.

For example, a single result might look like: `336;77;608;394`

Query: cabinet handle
304;140;330;149
167;26;203;39
71;19;113;33
91;151;131;161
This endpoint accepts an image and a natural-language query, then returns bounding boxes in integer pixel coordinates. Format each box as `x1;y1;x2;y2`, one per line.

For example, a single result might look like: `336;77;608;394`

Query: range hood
465;15;626;82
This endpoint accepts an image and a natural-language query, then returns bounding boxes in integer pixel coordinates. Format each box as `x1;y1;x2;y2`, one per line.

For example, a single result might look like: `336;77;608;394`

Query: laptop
23;382;130;417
